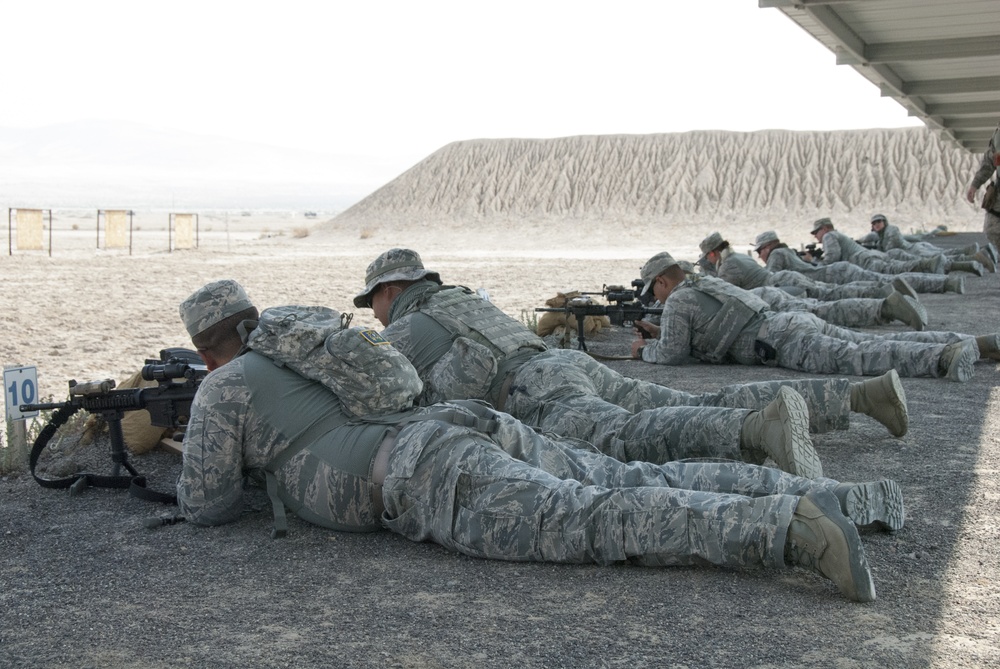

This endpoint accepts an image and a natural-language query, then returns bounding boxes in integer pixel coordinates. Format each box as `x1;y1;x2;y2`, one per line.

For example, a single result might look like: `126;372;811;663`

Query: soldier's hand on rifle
634;319;660;339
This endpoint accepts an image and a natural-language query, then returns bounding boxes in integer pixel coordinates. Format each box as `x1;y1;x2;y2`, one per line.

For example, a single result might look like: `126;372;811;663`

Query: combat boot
879;292;927;331
740;386;822;478
974;250;996;273
944;274;965;294
938;339;977;382
849;370;908;437
946;260;985;277
833;480;905;532
785;491;876;602
975;334;1000;361
986;242;999;265
890;277;918;300
917;255;945;274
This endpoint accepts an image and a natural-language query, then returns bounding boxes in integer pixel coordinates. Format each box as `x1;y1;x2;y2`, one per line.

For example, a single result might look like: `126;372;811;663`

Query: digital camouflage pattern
353;247;442;308
860;222;978;259
817;229;935;274
751;286;886;329
764;247;953;293
382;403;855;568
179;279;255;337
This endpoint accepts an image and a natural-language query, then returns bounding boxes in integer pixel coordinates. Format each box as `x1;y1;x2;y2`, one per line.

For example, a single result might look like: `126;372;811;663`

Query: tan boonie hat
179;279;254;338
640;252;679;295
698;232;725;259
754;230;780;251
811;217;833;234
353;248;442;308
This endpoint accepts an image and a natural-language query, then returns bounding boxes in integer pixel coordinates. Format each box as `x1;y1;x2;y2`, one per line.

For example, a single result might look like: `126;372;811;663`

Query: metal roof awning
760;0;1000;152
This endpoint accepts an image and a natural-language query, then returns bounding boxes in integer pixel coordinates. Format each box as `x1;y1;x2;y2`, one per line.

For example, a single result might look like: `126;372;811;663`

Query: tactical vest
416;286;546;359
687;276;769;363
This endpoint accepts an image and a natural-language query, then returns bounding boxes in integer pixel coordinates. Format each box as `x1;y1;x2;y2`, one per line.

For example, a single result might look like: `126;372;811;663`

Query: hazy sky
1;0;921;174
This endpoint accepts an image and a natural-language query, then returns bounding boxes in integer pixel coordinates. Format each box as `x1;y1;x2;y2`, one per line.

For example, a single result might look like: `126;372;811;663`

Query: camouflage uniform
751;286;888;330
764;245;953;294
816;227;938;275
967;130;1000;251
354;250;864;449
640;273;971;379
714;246;889;300
176;307;848;572
859;222;979;259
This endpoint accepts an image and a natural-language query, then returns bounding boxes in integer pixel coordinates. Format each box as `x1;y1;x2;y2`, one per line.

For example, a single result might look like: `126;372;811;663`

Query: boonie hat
639;252;679;295
870;213;888;224
811;217;833;234
180;279;254;338
353;248;442;308
698;232;725;259
753;230;780;252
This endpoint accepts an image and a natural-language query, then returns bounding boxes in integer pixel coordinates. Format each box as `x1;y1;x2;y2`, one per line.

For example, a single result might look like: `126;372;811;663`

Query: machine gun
795;243;824;262
536;283;662;351
20;348;207;502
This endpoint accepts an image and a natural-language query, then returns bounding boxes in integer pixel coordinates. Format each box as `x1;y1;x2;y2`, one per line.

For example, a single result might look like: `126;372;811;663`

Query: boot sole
773;387;823;479
891;277;918;300
843;480;905;531
946;341;977;382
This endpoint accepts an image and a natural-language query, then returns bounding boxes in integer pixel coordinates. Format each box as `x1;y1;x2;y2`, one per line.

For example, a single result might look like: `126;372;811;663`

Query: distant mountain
0;119;402;210
332;128;983;237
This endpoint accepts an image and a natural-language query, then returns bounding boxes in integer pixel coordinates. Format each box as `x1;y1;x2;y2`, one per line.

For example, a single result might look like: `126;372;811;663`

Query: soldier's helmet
353;248;442;308
180;279;254;338
698;231;725;259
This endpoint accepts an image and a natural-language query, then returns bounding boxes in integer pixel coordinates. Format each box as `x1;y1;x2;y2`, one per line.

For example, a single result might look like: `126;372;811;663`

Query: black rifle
795;243;824;261
536;286;662;351
20;348;207;503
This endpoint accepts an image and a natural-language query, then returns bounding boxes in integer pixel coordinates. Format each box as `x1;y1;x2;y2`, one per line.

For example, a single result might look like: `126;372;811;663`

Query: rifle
20;348;207;503
536;284;662;351
796;243;824;261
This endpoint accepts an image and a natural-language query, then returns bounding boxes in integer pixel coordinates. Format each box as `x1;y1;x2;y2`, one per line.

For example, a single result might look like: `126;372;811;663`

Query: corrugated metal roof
761;0;1000;153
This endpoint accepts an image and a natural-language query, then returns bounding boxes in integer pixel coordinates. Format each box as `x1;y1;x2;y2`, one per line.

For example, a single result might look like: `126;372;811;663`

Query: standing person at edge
810;218;967;276
175;279;907;603
632;251;999;382
966;124;1000;253
698;231;926;331
355;249;910;472
753;230;967;295
860;214;994;274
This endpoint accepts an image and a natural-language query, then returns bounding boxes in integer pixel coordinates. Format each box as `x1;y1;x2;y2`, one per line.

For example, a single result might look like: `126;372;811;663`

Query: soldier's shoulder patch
359;329;389;346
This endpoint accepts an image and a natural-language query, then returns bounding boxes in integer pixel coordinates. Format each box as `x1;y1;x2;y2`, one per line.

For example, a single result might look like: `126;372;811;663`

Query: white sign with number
4;366;39;421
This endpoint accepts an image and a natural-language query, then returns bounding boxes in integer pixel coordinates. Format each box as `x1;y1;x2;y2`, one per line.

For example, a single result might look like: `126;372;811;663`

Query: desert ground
1;206;998;668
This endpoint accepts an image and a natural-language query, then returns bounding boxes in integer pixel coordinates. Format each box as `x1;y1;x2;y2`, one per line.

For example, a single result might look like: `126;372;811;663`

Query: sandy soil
1;213;998;668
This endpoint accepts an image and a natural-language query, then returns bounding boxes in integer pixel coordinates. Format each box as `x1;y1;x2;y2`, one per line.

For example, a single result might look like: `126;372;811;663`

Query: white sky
1;0;922;174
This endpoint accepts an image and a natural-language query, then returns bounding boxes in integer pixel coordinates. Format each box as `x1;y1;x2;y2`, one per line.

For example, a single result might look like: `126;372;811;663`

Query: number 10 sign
4;366;39;421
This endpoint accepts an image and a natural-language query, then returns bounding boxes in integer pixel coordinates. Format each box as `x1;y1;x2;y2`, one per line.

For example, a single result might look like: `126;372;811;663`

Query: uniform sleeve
820;233;843;265
176;365;252;526
884;226;907;250
971;149;997;190
640;291;696;365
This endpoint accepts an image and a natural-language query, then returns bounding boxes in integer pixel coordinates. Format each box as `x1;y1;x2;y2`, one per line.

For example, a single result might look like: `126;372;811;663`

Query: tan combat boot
975;334;1000;361
944;274;965;294
879;292;927;331
785;491;876;602
974;250;996;273
833;480;905;532
939;339;978;382
849;370;908;437
740;386;822;478
891;277;918;300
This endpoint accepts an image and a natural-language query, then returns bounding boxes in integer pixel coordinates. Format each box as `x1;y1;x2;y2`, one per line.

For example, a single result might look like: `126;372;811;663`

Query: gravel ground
1;233;997;669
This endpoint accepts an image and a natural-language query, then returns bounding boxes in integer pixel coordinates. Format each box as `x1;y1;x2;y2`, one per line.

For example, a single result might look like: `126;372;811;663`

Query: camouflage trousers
381;405;840;568
802;263;950;293
768;271;888;301
758;312;968;377
753;286;885;329
503;349;853;465
885;245;975;260
848;254;933;275
985;211;1000;252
